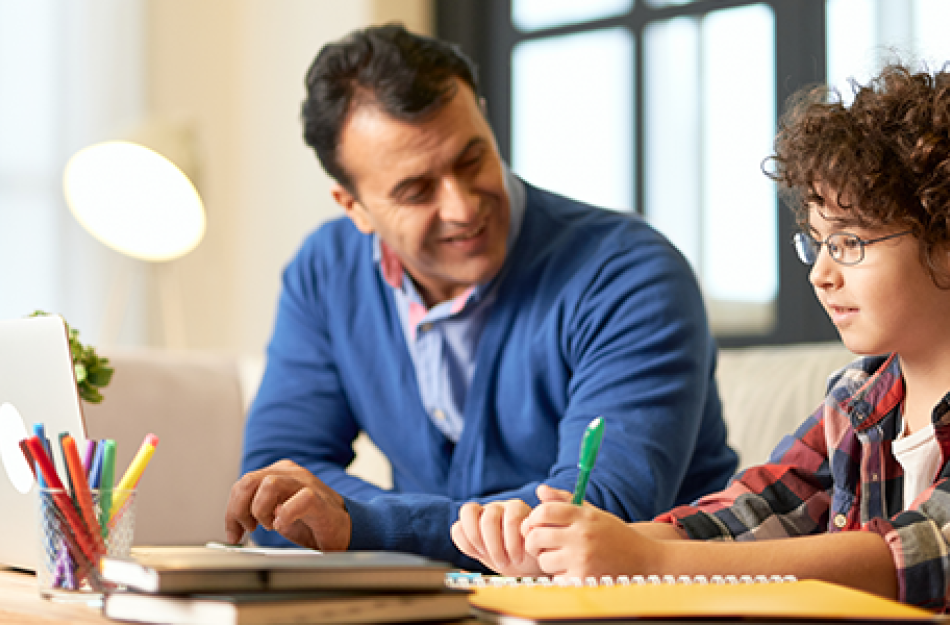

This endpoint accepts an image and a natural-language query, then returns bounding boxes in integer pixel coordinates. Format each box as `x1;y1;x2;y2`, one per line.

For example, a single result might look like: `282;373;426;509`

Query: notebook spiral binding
446;573;798;590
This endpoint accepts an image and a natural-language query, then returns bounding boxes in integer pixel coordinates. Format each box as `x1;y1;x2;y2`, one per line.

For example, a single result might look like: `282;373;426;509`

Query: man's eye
403;183;434;204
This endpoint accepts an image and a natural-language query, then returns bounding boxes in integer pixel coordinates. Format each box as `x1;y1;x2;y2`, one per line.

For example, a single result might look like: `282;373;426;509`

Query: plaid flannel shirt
657;353;950;610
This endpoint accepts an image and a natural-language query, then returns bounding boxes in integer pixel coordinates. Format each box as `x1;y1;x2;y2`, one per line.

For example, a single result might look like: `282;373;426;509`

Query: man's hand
522;484;653;580
451;498;542;577
224;459;351;551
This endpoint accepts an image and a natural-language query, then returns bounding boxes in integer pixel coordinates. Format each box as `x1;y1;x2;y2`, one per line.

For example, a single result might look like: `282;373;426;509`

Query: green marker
571;416;605;505
98;439;116;538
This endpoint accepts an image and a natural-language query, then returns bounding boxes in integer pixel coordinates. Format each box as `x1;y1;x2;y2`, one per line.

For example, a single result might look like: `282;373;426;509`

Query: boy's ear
331;183;375;234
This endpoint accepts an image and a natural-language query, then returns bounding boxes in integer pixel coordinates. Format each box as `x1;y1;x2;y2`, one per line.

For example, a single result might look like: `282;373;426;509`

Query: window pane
827;0;950;99
512;0;634;32
914;0;950;67
512;28;634;212
645;17;701;270
645;4;777;335
703;5;776;304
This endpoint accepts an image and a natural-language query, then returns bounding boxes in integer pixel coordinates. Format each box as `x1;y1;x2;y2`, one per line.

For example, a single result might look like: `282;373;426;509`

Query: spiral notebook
456;576;939;623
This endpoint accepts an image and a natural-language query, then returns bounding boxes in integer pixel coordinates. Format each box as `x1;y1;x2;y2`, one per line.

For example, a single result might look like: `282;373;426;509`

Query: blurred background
2;0;948;359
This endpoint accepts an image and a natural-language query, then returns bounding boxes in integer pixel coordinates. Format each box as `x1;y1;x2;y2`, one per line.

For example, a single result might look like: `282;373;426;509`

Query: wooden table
0;567;111;624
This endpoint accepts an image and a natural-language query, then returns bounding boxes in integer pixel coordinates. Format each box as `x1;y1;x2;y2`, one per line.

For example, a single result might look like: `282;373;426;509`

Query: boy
451;62;950;610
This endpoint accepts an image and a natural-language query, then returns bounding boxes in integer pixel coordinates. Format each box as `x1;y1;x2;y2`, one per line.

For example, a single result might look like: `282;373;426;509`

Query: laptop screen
0;315;87;571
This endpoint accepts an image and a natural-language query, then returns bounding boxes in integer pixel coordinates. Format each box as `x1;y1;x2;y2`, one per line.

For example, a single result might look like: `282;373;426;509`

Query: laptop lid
0;315;87;571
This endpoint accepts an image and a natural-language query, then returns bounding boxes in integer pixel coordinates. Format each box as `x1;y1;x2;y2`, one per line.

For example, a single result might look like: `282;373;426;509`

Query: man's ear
331;183;374;234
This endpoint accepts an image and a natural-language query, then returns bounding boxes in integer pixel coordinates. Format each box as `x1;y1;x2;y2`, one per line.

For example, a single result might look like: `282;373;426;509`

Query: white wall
144;0;432;356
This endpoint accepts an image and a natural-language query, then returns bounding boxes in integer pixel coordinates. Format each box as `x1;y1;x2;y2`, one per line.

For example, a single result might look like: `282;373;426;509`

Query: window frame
436;0;838;347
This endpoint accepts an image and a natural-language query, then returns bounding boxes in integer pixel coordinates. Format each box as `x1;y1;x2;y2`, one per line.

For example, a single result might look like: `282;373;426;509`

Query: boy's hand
451;498;543;577
524;484;653;580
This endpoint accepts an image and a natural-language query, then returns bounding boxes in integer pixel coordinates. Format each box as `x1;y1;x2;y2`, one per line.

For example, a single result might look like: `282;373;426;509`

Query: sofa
81;342;856;547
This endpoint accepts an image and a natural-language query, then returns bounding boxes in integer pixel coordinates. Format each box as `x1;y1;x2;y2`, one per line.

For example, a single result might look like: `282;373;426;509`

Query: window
438;0;950;346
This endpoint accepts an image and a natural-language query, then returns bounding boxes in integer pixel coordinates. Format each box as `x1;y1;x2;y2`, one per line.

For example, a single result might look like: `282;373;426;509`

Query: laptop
0;315;88;571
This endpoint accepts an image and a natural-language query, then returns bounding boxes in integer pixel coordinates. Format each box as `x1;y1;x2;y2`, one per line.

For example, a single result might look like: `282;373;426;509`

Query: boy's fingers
456;503;487;557
536;483;573;503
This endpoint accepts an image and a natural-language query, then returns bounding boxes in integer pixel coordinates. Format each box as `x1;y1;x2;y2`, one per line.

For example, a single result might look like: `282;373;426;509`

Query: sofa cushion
82;349;245;546
716;342;854;469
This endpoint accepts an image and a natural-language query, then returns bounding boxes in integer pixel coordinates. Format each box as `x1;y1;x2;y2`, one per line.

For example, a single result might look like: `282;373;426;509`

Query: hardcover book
100;546;453;594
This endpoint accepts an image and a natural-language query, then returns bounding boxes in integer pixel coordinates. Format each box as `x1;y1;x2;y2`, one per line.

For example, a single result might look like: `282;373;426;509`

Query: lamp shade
63;138;206;262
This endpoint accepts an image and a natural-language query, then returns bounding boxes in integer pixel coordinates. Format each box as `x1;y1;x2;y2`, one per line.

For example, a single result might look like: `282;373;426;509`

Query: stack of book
98;546;471;624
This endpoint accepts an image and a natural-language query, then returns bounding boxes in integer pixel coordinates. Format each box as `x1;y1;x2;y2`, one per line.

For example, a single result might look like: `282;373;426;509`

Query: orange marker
60;434;105;556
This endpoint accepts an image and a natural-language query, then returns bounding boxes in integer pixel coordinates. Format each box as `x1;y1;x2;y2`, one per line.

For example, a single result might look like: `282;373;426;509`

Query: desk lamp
63;121;205;347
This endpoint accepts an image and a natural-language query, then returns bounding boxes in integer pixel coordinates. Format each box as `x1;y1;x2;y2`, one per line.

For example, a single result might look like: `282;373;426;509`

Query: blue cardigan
242;181;738;568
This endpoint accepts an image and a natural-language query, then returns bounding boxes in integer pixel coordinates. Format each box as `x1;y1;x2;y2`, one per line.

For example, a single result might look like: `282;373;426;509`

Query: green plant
30;310;114;404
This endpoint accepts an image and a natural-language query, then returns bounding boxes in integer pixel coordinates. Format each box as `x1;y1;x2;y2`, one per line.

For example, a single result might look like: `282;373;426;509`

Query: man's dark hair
301;23;480;192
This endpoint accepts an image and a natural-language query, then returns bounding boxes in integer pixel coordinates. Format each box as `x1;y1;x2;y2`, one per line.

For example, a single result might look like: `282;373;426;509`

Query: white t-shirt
892;420;942;510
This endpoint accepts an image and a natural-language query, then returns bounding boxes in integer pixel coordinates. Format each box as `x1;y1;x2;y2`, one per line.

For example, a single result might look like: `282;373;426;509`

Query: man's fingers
272;485;319;533
224;473;263;541
248;474;299;530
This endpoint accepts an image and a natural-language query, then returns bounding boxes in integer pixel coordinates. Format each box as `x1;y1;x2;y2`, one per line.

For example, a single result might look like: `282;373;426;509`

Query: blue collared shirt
374;169;526;441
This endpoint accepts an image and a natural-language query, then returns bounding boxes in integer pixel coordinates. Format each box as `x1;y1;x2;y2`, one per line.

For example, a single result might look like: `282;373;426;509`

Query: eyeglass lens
793;232;864;265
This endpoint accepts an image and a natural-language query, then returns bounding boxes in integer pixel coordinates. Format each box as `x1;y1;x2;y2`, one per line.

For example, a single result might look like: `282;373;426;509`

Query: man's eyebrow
388;137;486;199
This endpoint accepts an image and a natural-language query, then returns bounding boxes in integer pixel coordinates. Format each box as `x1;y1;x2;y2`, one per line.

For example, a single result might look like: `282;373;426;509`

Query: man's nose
438;176;479;223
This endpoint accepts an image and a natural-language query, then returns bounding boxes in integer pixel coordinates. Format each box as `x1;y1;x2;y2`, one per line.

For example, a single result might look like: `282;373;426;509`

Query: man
224;23;737;570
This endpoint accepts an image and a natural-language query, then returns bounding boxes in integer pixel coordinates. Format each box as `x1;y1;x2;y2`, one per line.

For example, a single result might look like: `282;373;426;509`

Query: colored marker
98;439;116;537
18;440;36;479
60;434;105;555
571;416;605;505
82;439;97;474
110;433;158;521
24;436;98;563
88;441;105;488
31;424;49;487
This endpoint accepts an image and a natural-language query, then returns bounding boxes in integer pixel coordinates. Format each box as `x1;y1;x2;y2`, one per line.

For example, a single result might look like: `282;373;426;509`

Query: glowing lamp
63;137;205;262
62;121;205;347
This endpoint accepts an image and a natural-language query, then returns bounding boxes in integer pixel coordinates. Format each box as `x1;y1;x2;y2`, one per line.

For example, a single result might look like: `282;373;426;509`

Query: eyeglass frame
792;229;913;266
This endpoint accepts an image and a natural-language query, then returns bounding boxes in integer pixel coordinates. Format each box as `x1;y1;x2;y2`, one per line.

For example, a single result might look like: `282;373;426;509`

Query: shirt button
833;514;847;528
419;322;433;333
432;409;446;420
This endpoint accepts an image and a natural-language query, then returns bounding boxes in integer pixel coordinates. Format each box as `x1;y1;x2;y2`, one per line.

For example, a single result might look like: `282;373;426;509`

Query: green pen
571;416;605;505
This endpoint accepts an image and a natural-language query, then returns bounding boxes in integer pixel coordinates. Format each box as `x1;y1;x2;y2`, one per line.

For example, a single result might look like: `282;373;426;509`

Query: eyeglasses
793;230;913;266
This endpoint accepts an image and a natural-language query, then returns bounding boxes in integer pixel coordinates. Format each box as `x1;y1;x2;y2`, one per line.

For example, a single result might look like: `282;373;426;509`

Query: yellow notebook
468;579;940;623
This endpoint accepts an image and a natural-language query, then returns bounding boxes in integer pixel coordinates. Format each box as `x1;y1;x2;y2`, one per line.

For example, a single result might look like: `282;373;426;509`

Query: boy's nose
808;246;842;290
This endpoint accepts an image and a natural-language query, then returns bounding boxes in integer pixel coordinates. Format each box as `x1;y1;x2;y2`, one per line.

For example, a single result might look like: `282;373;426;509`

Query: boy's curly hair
765;62;950;285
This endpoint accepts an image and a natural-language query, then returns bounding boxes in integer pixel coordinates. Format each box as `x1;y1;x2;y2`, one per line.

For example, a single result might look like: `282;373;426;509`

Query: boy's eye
841;236;862;250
